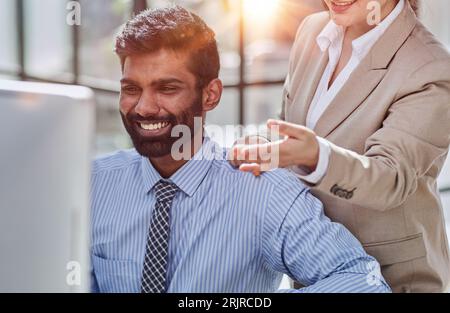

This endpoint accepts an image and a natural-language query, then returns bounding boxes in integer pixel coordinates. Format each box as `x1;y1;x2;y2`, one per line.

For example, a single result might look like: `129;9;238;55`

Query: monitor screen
0;80;95;292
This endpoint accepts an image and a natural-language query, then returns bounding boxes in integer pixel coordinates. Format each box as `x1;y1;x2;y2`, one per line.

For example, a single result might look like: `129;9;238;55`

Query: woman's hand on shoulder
228;119;320;176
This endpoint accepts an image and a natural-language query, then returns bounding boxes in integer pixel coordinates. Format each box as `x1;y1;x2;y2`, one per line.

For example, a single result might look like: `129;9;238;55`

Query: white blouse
293;0;405;184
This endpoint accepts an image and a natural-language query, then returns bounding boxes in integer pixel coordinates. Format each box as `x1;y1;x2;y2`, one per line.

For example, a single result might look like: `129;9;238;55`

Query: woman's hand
229;119;320;176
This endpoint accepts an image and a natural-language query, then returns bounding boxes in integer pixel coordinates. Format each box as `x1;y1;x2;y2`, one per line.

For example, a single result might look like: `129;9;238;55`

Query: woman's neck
345;0;399;41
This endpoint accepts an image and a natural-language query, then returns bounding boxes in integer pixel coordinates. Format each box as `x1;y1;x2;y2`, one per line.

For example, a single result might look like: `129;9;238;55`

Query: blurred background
0;0;449;238
0;0;328;154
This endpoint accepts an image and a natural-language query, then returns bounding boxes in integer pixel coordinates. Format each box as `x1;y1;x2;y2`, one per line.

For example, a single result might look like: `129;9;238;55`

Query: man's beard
121;94;203;159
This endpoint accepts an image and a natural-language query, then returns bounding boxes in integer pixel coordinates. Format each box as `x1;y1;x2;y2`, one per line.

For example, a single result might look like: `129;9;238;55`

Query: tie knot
154;180;179;203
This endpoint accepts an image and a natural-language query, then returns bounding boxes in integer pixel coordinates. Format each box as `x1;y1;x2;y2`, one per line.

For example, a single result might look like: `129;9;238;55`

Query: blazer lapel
313;1;418;138
288;45;328;127
313;62;387;138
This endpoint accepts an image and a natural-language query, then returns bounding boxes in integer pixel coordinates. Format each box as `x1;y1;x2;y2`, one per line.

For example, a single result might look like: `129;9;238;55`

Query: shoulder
257;168;323;234
399;21;450;78
409;21;450;63
390;21;450;101
260;168;307;192
305;11;330;27
92;148;142;175
213;158;315;229
213;154;310;201
289;12;330;69
294;11;330;42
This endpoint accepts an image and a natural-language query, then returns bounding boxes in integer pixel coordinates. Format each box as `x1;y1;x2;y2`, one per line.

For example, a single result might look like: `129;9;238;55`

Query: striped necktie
141;180;179;293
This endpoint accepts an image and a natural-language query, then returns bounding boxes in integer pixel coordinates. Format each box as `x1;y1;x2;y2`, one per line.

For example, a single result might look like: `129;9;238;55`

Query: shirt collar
316;0;405;57
316;19;344;52
140;137;223;197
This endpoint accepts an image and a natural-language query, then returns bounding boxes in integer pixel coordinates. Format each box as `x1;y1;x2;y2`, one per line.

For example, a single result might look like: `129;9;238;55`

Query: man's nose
135;91;160;117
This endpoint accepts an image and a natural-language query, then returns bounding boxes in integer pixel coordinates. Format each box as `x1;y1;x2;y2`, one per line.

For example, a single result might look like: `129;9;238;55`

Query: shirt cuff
291;136;331;184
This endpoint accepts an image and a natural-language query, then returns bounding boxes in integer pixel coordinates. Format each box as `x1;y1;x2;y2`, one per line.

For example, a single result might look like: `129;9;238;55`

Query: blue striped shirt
90;138;390;293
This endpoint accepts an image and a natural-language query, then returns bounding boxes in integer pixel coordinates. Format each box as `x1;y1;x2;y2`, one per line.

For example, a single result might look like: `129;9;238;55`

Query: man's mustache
124;112;177;124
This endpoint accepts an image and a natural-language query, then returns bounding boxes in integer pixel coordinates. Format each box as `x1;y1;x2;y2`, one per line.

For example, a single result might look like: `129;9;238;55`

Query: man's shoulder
213;155;308;195
260;168;306;190
92;148;141;175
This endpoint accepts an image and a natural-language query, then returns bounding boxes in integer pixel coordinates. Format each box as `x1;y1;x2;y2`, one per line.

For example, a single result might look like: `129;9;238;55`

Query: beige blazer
282;2;450;292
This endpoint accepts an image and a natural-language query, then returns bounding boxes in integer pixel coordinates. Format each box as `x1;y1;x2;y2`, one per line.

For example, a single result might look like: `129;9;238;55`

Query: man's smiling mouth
138;121;171;131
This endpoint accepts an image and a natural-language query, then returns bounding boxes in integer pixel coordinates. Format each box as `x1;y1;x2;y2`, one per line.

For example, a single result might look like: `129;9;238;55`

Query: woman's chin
330;12;357;27
331;16;351;27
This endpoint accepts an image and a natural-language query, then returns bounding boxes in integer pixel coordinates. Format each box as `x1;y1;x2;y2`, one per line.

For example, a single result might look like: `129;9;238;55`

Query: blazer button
345;188;356;199
330;184;356;199
330;184;339;195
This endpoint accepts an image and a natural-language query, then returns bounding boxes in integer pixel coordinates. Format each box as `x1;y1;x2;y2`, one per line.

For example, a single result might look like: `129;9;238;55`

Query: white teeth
333;0;356;5
139;121;169;130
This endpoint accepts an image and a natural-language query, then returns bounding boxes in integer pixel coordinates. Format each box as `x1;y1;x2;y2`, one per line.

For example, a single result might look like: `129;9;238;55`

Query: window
0;0;326;153
244;85;283;125
94;90;131;156
421;0;450;48
24;0;72;80
79;0;133;88
0;0;18;74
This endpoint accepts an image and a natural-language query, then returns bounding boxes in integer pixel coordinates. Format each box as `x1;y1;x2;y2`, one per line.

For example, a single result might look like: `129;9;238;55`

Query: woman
231;0;450;292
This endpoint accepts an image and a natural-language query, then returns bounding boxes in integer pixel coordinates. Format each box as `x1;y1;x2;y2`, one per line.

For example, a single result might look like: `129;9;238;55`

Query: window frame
1;0;285;122
1;0;449;195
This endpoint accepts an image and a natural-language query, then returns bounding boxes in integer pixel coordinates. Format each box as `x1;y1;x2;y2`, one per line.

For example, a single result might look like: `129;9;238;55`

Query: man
90;6;390;293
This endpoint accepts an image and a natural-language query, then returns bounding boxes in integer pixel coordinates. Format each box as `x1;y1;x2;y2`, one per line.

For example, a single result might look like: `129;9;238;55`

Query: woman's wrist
292;137;331;184
298;135;320;171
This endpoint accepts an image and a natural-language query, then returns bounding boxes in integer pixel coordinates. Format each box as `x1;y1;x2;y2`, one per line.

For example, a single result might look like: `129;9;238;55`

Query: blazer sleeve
309;58;450;211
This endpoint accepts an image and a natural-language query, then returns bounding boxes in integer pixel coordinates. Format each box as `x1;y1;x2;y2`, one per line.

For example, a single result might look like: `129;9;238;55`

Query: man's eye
122;86;140;94
160;86;178;93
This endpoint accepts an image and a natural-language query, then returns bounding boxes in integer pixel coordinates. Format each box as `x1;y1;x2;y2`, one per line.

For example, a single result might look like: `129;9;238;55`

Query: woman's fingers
231;142;279;164
267;119;308;139
239;159;276;176
228;145;253;167
228;145;243;167
228;144;259;167
232;140;287;176
228;136;271;168
229;120;317;173
239;163;261;176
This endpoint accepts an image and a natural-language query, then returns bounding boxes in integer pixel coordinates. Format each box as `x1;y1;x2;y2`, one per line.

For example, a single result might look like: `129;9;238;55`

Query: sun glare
243;0;279;21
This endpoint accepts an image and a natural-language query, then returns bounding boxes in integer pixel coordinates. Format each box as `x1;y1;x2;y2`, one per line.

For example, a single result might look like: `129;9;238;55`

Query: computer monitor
0;80;95;292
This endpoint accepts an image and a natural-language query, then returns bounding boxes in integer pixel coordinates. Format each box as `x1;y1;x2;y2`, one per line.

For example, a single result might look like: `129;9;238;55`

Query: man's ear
202;78;223;112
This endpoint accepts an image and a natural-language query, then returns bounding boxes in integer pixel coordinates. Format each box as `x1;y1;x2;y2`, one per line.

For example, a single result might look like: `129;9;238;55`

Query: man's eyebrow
120;78;139;85
152;78;185;86
120;78;185;86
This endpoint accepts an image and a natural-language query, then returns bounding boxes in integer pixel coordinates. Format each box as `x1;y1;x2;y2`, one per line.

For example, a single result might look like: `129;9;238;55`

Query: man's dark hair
115;5;220;88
